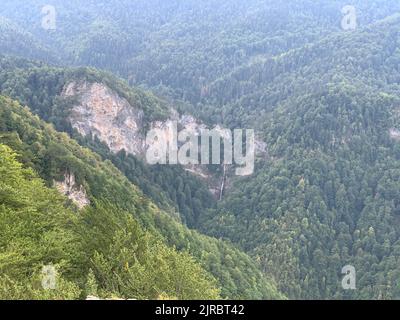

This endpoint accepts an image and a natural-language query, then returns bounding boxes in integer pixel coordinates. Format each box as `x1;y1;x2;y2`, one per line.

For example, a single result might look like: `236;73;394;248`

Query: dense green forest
202;88;400;299
1;0;400;300
0;138;219;300
0;95;282;299
0;56;217;228
2;0;400;109
198;12;400;299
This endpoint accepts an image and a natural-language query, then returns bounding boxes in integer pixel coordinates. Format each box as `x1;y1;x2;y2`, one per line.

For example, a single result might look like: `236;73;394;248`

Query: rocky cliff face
62;80;215;160
63;81;146;156
61;80;265;198
55;172;90;209
390;128;400;141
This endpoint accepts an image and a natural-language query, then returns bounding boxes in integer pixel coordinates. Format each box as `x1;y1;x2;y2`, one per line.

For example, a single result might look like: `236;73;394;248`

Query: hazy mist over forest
0;0;400;302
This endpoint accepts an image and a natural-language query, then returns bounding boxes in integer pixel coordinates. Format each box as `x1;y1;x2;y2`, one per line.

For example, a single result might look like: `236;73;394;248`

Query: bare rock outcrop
390;128;400;141
55;172;90;209
61;80;266;199
63;81;146;156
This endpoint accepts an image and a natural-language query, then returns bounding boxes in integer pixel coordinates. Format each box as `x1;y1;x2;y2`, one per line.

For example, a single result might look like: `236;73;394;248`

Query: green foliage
203;89;400;299
0;141;220;300
0;96;283;300
0;275;81;300
0;143;81;299
2;0;399;121
76;202;220;300
0;16;56;63
85;269;98;297
79;136;216;228
0;57;209;226
0;58;170;128
5;0;400;300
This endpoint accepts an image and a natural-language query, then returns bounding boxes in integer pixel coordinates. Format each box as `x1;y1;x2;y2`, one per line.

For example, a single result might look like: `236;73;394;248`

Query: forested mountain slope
0;138;218;300
1;0;400;301
0;16;56;63
198;16;400;299
0;95;283;299
0;56;218;227
203;13;400;127
202;87;400;299
2;0;400;106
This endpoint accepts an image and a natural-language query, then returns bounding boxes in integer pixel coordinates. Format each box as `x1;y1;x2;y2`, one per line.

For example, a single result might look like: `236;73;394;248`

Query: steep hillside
0;57;220;226
203;13;400;128
202;87;400;299
198;16;400;299
0;140;220;300
0;95;284;299
2;0;400;107
2;0;400;300
0;16;56;63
